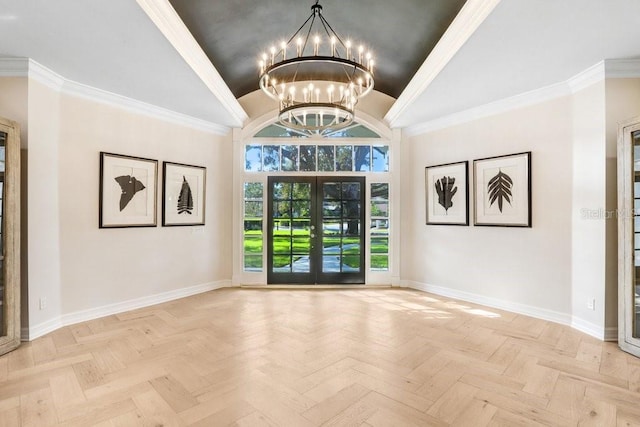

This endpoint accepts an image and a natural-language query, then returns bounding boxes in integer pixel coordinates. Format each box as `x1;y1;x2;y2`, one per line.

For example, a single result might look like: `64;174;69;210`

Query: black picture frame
99;152;158;228
473;151;532;227
425;160;469;225
162;161;207;226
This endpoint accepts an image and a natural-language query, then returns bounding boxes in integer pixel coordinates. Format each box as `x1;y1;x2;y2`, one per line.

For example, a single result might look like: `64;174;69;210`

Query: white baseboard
403;280;571;325
24;280;232;341
401;280;613;341
404;280;617;341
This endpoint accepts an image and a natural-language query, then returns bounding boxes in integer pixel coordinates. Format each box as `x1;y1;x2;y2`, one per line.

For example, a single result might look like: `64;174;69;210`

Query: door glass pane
321;181;363;274
270;180;312;275
634;130;640;337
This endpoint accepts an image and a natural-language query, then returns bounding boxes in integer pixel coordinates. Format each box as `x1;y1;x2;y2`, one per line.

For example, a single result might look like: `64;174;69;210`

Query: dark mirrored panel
634;130;640;337
0;132;4;331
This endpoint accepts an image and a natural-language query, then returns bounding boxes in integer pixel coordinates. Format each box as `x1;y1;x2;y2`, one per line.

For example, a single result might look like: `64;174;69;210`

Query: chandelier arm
318;14;347;51
300;13;317;55
285;11;315;47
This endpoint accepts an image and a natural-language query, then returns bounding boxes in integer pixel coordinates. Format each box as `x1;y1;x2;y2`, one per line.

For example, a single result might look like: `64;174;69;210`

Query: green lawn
243;227;389;269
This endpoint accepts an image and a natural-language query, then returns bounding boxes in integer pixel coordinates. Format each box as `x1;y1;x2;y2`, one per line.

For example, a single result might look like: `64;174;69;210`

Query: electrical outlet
39;297;47;310
587;298;595;310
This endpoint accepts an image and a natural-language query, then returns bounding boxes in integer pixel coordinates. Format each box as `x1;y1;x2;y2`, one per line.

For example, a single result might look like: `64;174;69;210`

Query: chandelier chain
258;1;375;136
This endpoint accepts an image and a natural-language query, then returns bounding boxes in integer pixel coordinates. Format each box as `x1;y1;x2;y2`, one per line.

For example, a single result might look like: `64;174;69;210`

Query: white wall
2;71;234;339
401;95;574;322
26;80;63;330
401;77;640;340
56;92;233;320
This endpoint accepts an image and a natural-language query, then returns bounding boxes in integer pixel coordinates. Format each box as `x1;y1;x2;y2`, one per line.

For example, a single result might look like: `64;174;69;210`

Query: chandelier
258;1;375;136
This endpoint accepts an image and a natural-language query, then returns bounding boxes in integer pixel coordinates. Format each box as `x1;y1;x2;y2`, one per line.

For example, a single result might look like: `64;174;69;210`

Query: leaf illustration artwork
487;169;513;212
114;175;146;211
434;176;457;213
177;175;194;214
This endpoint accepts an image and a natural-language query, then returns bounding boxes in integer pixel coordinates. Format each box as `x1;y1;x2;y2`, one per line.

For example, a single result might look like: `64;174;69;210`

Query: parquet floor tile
1;288;639;426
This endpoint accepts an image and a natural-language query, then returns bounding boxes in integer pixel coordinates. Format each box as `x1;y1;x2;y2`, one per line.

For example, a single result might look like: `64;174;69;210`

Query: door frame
266;176;366;285
0;117;21;356
618;116;640;357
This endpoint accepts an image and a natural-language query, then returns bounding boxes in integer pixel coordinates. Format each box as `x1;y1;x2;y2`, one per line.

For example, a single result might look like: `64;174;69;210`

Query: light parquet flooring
1;288;640;426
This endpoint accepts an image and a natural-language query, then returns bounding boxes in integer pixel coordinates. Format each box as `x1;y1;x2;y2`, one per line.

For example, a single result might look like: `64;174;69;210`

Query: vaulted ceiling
167;0;467;99
1;0;640;132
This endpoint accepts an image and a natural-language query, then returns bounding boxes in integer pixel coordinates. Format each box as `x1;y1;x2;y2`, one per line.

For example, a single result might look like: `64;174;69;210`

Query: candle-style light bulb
328;85;334;103
346;40;352;60
280;41;287;61
270;46;276;65
314;35;320;55
366;52;372;69
315;88;320;102
358;45;364;63
258;60;264;75
297;37;303;57
330;36;337;56
303;87;309;102
370;60;375;75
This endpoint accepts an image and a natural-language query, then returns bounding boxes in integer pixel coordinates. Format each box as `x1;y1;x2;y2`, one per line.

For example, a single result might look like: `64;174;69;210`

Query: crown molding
385;0;502;127
605;58;640;78
405;80;571;136
567;61;605;94
0;58;229;135
61;78;229;135
0;57;29;76
136;0;248;127
405;58;640;137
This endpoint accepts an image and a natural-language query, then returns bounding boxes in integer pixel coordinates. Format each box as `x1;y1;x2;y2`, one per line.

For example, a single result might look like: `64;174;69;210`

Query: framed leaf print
473;152;531;227
162;162;206;226
425;161;469;225
99;152;158;228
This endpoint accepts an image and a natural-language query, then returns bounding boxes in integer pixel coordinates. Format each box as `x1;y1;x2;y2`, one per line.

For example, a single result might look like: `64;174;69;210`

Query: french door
267;176;365;284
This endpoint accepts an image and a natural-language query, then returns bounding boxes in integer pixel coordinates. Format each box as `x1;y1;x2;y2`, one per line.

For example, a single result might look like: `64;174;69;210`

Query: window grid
370;183;389;271
245;144;389;173
243;182;264;272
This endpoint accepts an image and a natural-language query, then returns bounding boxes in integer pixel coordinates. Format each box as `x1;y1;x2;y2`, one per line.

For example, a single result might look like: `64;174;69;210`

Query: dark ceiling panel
168;0;466;99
